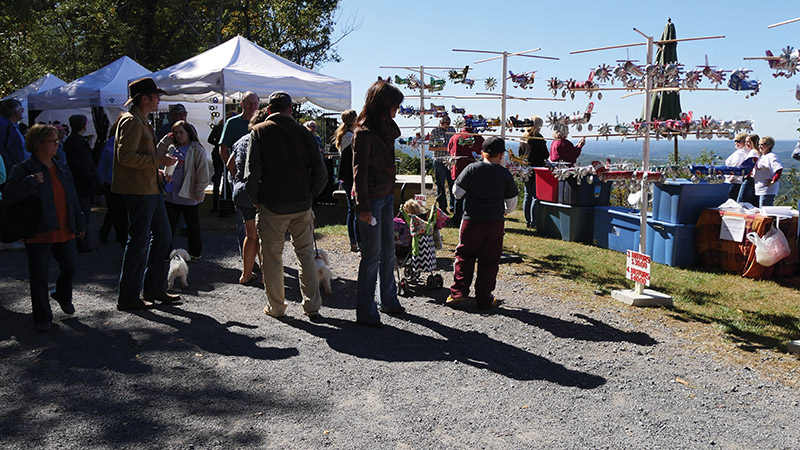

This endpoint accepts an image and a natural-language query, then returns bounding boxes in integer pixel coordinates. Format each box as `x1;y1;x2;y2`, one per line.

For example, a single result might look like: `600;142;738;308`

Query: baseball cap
268;91;293;111
482;136;506;155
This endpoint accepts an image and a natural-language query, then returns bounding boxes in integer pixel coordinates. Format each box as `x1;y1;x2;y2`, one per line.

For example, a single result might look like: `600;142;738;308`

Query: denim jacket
4;156;86;235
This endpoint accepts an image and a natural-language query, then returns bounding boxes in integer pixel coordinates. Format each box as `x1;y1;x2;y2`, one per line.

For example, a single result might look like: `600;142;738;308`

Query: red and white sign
414;194;427;207
626;250;651;286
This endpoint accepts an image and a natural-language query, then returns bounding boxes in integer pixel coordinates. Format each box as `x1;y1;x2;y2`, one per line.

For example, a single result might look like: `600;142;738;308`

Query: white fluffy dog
315;248;333;295
167;249;190;290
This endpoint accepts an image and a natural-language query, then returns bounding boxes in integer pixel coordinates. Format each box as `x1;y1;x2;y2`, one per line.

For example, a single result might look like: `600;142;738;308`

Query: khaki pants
256;206;321;316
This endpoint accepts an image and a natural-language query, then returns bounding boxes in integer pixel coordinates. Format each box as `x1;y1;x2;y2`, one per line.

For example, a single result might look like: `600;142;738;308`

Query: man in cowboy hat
113;77;180;311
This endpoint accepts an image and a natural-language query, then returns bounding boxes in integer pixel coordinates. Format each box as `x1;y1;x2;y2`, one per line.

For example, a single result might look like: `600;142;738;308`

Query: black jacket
64;133;99;196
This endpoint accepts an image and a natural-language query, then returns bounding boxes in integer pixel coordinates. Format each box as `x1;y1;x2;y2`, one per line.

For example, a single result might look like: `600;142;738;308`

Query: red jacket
549;138;583;164
448;129;483;179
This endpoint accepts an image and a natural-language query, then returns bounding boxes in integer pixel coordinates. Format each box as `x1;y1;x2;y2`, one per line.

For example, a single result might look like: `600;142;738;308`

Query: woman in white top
724;132;749;200
752;136;783;208
737;133;761;205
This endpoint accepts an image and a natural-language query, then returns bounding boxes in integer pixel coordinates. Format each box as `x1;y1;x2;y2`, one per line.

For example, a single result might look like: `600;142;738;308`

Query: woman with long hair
334;109;359;252
158;120;212;260
518;115;547;227
737;133;760;205
4;124;86;332
352;80;406;327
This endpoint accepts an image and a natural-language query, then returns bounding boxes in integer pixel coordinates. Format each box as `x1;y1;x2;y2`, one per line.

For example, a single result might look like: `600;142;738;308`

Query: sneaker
350;243;360;252
476;297;503;311
356;320;383;329
0;241;25;251
35;322;53;333
445;295;468;306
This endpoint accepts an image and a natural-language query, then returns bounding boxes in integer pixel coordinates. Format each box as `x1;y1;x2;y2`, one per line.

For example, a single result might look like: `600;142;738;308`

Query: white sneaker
0;241;25;251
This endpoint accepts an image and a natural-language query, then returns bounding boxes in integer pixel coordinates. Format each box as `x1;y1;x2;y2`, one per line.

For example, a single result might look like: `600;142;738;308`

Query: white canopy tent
28;56;153;136
28;56;151;111
2;73;66;124
148;36;351;111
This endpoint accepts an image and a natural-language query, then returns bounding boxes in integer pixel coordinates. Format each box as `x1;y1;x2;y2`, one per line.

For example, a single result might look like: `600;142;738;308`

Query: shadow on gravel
499;309;658;346
281;314;606;389
135;306;300;360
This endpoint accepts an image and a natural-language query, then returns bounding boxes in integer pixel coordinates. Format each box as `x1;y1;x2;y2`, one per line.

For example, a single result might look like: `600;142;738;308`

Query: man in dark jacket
245;91;327;321
64;114;99;252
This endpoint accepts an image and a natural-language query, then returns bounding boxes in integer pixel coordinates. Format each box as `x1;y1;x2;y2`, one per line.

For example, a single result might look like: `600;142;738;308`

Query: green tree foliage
1;0;355;97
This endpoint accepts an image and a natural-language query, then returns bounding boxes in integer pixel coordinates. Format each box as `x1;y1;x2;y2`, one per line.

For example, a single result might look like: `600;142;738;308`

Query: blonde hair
334;109;358;149
759;135;775;152
734;131;748;142
26;124;57;155
522;115;543;139
402;199;425;215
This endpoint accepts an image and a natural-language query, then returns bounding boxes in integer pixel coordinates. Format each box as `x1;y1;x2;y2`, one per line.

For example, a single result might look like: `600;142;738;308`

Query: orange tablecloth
695;209;799;279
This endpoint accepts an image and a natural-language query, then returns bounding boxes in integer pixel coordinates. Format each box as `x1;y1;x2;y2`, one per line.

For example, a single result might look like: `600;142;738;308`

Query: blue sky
322;0;800;140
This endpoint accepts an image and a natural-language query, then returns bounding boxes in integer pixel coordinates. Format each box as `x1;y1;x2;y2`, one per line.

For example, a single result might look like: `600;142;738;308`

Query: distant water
399;139;800;168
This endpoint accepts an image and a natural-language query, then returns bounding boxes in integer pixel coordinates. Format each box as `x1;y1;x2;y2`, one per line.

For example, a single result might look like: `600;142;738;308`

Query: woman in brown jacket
352;80;406;327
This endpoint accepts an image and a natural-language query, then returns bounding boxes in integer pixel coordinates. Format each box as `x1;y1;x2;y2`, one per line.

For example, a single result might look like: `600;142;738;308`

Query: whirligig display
547;102;595;131
508;70;536;89
448;66;475;88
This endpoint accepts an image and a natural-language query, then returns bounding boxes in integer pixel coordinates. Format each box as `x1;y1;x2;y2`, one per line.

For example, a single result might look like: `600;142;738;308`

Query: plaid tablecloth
695;209;799;279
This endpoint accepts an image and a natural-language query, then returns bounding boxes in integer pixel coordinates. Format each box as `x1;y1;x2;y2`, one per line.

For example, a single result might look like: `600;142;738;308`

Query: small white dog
168;249;190;290
315;248;333;295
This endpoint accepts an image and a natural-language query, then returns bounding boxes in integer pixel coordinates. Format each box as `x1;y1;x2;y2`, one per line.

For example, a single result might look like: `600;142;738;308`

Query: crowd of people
2;74;795;333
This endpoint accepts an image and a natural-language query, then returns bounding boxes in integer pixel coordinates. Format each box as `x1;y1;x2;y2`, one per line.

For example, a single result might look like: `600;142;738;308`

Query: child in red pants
447;136;518;310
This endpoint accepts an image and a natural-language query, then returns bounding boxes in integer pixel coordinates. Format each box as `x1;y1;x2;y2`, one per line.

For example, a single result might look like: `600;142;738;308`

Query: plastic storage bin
534;168;559;202
533;200;561;240
535;201;594;244
593;206;642;253
559;176;613;206
652;179;731;224
646;218;698;267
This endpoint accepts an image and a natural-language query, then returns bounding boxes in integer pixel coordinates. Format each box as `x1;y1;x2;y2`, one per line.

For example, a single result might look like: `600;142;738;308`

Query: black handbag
0;193;42;243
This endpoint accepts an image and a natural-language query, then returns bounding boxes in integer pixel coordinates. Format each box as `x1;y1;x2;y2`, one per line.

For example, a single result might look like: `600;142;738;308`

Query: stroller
393;204;447;296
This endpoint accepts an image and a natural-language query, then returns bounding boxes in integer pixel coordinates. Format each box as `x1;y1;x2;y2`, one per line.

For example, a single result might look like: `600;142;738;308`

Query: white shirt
724;147;749;184
753;152;783;196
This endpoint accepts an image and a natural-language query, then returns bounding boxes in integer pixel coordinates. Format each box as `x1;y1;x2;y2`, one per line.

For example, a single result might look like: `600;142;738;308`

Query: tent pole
500;51;508;141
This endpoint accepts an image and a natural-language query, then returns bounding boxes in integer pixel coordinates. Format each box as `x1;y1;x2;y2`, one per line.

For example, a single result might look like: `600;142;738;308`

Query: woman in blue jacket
4;124;86;332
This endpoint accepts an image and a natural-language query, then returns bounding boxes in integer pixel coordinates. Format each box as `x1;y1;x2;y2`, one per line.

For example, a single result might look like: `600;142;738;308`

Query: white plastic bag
746;224;791;267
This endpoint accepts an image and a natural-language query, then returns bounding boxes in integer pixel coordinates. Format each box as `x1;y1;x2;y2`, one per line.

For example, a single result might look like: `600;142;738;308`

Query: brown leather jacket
352;123;399;213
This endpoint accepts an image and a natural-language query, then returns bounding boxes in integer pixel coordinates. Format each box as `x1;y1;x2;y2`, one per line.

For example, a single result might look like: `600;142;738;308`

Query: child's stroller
393;205;446;296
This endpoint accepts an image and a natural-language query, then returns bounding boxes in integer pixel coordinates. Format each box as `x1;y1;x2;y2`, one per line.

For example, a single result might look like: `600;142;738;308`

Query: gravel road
1;210;799;449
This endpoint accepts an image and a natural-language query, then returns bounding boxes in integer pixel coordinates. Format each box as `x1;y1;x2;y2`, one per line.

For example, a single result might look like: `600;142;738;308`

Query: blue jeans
343;183;359;246
434;160;454;213
119;194;171;301
737;178;756;205
523;177;537;227
356;195;402;323
25;239;77;326
759;194;775;208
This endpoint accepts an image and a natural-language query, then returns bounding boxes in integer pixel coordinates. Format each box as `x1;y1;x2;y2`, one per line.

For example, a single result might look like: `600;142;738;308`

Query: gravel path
1;209;799;449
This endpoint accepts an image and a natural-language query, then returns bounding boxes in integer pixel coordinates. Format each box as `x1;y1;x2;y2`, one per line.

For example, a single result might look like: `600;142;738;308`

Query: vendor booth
1;73;66;125
27;56;153;144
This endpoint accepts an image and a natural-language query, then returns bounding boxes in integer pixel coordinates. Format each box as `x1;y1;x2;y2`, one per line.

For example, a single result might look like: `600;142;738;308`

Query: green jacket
111;105;162;195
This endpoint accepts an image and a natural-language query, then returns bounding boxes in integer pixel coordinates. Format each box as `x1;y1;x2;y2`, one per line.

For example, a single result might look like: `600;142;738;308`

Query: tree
1;0;357;97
